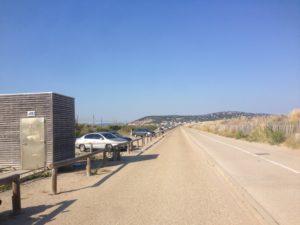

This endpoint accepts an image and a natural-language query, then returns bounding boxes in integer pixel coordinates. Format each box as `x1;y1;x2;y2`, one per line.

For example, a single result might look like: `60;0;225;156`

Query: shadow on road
91;154;159;187
105;154;159;167
0;139;163;224
0;199;76;225
59;154;159;195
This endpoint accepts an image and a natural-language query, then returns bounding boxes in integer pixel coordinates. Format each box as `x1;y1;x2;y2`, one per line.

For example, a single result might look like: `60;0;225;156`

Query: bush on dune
288;109;300;123
191;109;300;149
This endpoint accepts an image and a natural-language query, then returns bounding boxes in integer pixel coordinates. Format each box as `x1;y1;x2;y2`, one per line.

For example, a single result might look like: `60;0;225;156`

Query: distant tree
108;125;122;131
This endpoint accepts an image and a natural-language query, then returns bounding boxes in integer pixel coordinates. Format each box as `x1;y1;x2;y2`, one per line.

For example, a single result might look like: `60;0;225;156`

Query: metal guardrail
128;130;165;152
49;130;167;195
48;144;119;195
0;174;21;214
0;127;175;215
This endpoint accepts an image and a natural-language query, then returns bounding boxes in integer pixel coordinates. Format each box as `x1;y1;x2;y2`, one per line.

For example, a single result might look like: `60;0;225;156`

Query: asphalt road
1;127;291;225
185;127;300;225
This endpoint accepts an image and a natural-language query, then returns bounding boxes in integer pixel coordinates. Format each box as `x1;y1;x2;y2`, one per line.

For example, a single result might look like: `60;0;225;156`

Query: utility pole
93;114;95;127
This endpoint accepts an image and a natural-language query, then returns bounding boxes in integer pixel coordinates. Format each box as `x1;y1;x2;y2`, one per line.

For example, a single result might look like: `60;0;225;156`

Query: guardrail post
150;135;152;142
127;142;131;154
12;176;21;214
51;168;57;195
113;148;117;161
137;139;139;148
102;151;107;166
117;150;121;161
86;157;91;176
142;136;145;146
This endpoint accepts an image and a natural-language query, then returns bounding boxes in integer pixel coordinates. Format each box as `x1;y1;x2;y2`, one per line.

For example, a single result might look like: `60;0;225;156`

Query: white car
75;132;128;152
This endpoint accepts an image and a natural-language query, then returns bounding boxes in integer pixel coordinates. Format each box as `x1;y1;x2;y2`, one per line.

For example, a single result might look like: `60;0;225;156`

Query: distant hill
130;111;270;125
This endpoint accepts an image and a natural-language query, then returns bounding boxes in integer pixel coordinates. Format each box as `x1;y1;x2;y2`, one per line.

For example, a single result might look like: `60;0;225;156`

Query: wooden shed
0;92;75;169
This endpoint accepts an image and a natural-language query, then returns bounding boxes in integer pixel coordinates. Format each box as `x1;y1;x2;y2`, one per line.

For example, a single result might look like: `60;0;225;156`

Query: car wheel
79;144;86;152
105;144;114;159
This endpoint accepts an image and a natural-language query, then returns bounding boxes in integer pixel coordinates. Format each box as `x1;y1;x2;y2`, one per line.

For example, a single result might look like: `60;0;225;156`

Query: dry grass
94;168;111;175
288;109;300;123
190;109;300;149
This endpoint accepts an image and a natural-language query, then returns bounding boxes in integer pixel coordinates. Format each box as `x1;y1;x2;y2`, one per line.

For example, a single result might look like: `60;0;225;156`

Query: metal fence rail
49;144;112;195
0;127;174;212
48;130;167;195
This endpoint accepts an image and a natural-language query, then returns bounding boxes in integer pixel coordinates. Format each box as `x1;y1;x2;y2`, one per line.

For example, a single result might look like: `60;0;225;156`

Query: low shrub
235;130;248;139
265;126;286;145
285;135;300;149
192;111;299;149
247;128;267;142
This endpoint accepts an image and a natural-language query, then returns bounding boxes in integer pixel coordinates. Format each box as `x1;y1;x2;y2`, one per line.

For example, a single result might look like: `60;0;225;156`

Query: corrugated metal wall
0;93;53;168
0;92;75;168
52;93;75;161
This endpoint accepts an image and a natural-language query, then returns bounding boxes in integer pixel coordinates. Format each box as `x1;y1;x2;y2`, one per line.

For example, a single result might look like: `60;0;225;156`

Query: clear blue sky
0;0;299;123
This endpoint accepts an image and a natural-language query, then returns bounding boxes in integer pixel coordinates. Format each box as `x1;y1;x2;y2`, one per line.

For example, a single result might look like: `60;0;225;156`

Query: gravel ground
0;128;267;225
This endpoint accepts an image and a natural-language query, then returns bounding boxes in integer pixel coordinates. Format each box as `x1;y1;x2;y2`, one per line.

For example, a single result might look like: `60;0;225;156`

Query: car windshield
112;133;122;137
102;133;118;139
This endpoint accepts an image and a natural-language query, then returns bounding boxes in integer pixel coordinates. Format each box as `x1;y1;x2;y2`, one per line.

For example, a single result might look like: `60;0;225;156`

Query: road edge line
183;127;281;225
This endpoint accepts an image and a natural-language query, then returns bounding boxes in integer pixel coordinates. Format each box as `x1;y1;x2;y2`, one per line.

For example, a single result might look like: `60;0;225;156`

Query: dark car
109;131;132;142
132;128;155;137
159;127;165;134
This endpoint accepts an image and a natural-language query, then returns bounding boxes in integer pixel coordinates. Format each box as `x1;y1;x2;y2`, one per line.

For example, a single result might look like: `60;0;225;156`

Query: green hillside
132;111;270;125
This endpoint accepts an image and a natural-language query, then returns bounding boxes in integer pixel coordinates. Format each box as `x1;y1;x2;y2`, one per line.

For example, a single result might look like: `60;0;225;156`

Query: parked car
132;128;155;137
75;132;128;152
159;127;165;134
109;131;132;142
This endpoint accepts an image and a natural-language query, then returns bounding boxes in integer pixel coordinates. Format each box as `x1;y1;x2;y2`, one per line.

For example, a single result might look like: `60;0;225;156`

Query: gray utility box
0;92;75;169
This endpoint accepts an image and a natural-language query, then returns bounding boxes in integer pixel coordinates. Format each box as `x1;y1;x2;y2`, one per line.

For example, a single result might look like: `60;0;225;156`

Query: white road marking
189;130;300;174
